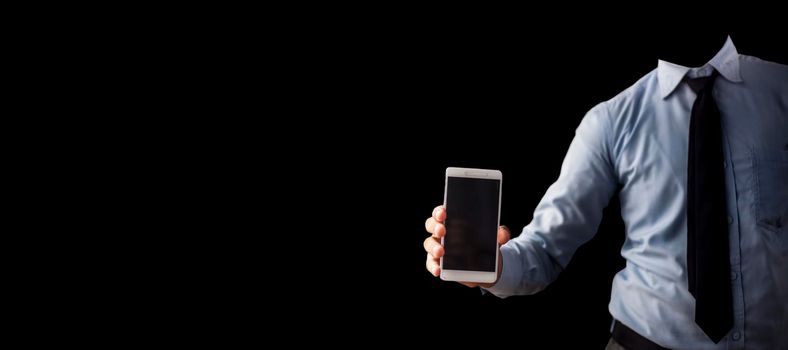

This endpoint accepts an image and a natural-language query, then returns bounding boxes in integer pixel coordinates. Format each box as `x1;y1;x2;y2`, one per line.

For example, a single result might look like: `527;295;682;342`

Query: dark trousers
605;337;627;350
607;321;669;350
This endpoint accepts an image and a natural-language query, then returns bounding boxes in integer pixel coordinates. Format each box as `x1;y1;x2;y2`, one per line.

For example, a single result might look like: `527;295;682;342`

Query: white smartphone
440;167;502;284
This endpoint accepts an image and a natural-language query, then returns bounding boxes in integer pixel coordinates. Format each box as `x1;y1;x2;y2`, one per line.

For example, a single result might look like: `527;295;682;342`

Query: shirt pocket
754;151;788;236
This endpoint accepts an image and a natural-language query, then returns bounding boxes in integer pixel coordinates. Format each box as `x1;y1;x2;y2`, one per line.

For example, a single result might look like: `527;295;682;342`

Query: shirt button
732;331;741;341
723;160;727;168
727;216;733;224
731;271;738;280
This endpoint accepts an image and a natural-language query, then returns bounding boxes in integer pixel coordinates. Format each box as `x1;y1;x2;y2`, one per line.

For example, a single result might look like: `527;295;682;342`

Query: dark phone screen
443;177;500;272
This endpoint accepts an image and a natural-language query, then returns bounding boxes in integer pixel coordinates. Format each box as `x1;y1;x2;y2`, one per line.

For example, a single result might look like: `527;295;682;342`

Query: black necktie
686;71;733;343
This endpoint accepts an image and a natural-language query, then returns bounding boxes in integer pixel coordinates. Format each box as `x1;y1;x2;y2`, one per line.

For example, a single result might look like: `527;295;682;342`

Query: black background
299;21;787;348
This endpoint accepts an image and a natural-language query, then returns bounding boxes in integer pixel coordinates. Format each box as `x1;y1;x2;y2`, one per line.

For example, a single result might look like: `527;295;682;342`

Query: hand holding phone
424;167;509;286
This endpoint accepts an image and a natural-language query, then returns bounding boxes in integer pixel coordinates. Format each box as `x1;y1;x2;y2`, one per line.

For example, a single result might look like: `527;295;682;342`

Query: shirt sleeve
484;102;619;298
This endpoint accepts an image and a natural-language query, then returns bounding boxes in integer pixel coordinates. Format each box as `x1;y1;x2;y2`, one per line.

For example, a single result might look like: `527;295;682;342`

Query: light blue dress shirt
484;37;788;349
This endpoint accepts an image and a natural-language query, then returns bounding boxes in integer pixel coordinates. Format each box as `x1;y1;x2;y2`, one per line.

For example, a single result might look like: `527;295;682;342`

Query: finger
432;205;446;223
460;281;479;288
432;222;445;239
426;256;440;276
423;237;442;256
425;217;436;234
429;239;444;259
498;225;511;245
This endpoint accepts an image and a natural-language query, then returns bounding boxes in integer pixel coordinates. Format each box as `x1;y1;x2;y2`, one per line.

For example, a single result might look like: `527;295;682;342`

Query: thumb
498;225;511;245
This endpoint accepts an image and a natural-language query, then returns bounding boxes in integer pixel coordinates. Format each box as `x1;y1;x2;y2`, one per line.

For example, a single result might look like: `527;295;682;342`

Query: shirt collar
657;36;743;99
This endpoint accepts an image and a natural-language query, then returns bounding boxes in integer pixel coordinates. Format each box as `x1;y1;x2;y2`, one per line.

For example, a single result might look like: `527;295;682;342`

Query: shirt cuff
481;243;521;298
